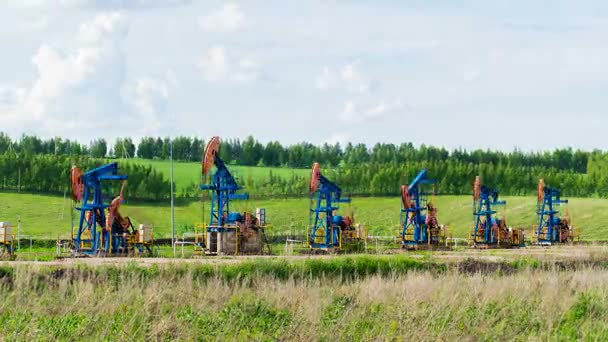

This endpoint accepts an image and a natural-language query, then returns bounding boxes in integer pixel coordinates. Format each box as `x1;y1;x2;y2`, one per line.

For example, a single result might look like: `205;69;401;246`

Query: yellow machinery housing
0;222;15;256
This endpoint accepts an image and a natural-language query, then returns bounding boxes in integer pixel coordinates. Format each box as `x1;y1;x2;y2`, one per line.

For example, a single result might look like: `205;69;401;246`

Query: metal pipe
235;226;239;256
171;139;176;257
17;215;20;251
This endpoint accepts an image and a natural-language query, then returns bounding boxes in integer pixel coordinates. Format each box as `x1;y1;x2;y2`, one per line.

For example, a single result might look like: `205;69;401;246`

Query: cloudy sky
0;0;607;151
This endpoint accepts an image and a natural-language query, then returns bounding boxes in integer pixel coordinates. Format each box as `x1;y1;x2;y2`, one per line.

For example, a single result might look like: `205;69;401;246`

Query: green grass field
0;192;605;240
123;158;309;193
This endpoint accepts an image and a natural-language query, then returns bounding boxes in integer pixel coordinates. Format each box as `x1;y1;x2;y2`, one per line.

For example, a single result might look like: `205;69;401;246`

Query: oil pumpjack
308;163;365;253
70;163;153;256
200;136;271;255
535;179;576;245
470;176;524;248
400;169;449;249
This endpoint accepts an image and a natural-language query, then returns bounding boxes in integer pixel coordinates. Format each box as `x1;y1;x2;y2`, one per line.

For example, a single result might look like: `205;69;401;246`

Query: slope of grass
0;192;606;240
122;158;309;192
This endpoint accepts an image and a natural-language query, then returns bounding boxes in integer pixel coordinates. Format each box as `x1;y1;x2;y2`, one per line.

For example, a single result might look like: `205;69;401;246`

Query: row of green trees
0;133;592;172
0;154;169;200
2;153;608;200
247;161;607;199
325;162;600;198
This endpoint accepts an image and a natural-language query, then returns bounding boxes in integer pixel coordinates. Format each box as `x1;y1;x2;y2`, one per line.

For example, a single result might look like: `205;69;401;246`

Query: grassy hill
0;192;605;241
122;158;309;192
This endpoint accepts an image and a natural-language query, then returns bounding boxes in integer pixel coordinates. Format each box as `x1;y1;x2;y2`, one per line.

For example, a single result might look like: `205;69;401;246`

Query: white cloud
21;12;128;122
315;62;371;93
316;61;397;124
122;77;169;135
367;99;403;118
78;12;128;43
198;47;228;82
7;0;79;8
16;16;49;32
0;12;171;140
315;67;334;90
340;98;403;123
341;63;356;82
197;46;258;83
325;133;350;146
200;3;244;32
95;0;192;10
0;87;26;106
125;78;168;116
463;67;481;83
7;0;192;10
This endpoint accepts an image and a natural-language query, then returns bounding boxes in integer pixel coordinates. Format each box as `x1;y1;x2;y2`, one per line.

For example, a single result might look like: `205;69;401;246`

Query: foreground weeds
0;256;608;340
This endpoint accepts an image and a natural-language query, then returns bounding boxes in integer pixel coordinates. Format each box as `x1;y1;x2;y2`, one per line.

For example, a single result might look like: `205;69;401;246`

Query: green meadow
0;192;604;240
123;158;309;194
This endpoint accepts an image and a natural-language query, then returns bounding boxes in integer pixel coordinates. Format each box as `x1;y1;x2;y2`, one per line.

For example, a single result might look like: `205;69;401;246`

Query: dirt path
2;245;607;267
1;255;338;267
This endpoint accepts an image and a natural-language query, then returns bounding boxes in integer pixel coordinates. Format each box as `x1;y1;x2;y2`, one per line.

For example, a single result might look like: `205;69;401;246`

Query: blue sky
0;1;607;151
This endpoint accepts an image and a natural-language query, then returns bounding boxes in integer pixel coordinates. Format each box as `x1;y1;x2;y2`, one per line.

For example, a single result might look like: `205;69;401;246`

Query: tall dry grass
0;261;607;341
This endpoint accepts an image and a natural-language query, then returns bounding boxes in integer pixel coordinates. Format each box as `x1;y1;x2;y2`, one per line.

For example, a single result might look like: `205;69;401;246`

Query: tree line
245;159;608;200
1;150;608;201
0;154;169;201
0;133;593;173
3;132;608;201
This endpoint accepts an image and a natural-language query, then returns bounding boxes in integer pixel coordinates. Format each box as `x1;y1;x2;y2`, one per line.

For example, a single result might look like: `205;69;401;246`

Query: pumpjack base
0;245;14;259
206;228;266;256
401;242;452;251
70;251;120;258
70;248;149;258
308;247;340;255
308;240;367;254
0;253;15;260
533;241;576;247
69;253;94;258
70;249;100;258
469;242;521;250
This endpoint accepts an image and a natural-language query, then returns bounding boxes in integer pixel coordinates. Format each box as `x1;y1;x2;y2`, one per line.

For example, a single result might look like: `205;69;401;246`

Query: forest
1;132;608;200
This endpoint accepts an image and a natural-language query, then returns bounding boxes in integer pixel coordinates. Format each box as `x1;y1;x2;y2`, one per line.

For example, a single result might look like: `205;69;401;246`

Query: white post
171;139;176;257
17;215;21;250
62;190;66;220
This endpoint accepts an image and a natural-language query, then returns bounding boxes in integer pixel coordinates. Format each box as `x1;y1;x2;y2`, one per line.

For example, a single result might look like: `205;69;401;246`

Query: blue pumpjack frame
401;169;437;247
308;173;351;250
200;155;248;232
73;162;128;255
536;186;568;245
472;185;506;245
